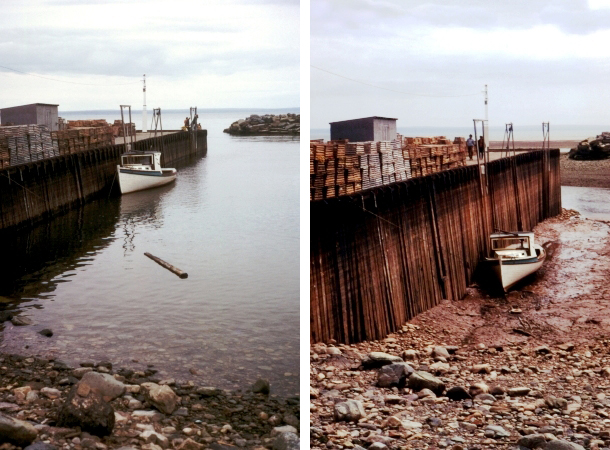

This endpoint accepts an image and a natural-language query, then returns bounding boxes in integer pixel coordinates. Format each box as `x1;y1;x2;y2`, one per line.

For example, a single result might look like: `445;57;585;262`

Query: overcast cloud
0;0;299;110
311;0;610;131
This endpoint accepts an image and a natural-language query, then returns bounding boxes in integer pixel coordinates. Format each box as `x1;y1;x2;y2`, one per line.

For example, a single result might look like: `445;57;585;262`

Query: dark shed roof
329;116;398;124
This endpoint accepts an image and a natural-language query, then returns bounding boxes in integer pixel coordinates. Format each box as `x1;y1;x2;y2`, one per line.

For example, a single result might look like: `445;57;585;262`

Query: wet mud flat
310;210;610;449
0;352;300;449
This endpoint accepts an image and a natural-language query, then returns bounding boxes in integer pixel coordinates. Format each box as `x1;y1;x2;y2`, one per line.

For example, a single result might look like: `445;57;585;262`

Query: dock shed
330;116;397;142
0;103;59;131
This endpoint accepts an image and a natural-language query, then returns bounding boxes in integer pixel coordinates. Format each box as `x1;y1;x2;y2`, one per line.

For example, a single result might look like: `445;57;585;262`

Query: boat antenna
142;74;147;133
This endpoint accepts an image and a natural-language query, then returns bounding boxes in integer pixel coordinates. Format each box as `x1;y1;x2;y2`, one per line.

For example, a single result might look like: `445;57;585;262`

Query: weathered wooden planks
311;149;561;344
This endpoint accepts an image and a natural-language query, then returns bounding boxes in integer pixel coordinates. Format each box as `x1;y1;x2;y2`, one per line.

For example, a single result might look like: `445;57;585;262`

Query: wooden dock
310;149;562;344
0;130;207;230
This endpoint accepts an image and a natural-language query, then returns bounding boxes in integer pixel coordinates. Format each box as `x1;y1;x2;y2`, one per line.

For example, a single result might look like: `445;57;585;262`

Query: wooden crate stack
67;119;110;128
112;120;136;137
402;135;466;178
52;121;115;156
0;125;59;168
310;135;467;201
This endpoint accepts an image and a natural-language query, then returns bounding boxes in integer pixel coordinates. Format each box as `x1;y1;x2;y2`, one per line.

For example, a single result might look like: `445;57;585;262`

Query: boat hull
117;167;176;194
487;246;546;291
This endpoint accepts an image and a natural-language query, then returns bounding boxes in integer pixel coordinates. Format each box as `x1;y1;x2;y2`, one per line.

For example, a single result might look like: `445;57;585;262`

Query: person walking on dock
466;134;475;160
478;135;485;159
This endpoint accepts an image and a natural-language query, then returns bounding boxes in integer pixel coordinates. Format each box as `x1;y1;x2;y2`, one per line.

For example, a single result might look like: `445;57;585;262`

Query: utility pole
142;74;147;133
484;84;488;123
483;84;489;152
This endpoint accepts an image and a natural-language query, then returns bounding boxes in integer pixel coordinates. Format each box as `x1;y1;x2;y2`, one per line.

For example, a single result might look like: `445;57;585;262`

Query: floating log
144;252;188;279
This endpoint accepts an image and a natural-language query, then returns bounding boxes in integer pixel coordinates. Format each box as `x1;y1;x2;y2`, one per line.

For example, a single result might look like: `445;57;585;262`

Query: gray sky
0;0;299;111
311;0;610;130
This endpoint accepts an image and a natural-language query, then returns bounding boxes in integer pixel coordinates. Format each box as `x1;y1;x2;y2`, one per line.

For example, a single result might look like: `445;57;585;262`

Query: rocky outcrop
569;132;610;160
223;114;300;136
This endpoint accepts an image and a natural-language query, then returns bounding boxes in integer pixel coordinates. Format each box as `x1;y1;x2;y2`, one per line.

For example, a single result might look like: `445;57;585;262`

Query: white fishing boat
117;151;177;195
485;231;546;291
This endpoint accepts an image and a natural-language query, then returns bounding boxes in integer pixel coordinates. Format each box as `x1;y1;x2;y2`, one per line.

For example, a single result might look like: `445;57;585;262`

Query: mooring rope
348;198;399;228
0;172;42;199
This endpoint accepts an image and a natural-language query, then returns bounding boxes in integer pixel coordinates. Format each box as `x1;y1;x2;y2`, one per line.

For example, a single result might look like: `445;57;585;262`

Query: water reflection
0;199;119;300
119;186;174;255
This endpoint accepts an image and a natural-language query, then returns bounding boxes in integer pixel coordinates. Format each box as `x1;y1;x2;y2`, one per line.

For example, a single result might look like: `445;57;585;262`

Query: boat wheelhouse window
122;155;153;165
491;237;529;250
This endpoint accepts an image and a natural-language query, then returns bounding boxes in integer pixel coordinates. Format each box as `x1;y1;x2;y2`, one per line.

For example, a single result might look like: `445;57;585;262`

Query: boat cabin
490;232;540;258
120;152;162;171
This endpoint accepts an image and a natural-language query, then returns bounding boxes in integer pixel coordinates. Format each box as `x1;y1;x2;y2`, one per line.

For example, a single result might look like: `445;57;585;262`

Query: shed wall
36;105;59;131
1;105;38;127
372;118;397;141
330;119;374;142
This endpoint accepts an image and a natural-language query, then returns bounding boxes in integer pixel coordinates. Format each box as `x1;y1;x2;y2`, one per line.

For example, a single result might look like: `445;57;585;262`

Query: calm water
561;186;610;221
0;109;300;396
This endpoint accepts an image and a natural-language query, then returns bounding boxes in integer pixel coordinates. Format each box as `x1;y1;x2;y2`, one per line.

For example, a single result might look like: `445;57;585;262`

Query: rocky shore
223;114;299;136
310;211;610;450
0;353;299;449
568;133;610;160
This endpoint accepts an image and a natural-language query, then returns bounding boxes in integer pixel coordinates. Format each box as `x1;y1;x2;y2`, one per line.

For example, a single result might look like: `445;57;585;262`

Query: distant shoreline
489;140;578;149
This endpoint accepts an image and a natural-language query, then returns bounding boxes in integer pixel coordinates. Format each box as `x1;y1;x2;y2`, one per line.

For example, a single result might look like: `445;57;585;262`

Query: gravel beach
310;210;610;449
0;354;300;449
560;154;610;188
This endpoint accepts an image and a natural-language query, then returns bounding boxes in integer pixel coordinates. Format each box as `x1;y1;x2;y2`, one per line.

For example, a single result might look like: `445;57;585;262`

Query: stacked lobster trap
310;135;467;201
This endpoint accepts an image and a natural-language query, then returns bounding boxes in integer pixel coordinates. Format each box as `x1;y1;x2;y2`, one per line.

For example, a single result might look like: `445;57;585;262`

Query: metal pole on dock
142;74;147;133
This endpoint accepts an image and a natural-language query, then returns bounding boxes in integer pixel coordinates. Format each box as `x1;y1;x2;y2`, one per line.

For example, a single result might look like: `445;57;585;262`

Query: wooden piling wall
310;149;561;344
0;130;207;230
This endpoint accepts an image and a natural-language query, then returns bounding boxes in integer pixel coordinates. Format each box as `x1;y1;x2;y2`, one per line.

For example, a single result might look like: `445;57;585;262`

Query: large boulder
544;441;585;450
377;363;414;388
251;378;270;395
516;434;546;448
407;371;445;396
57;387;115;437
140;382;179;414
24;444;58;450
273;431;300;450
334;399;365;422
176;439;205;450
78;371;126;401
446;386;471;401
362;352;403;369
0;412;38;446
